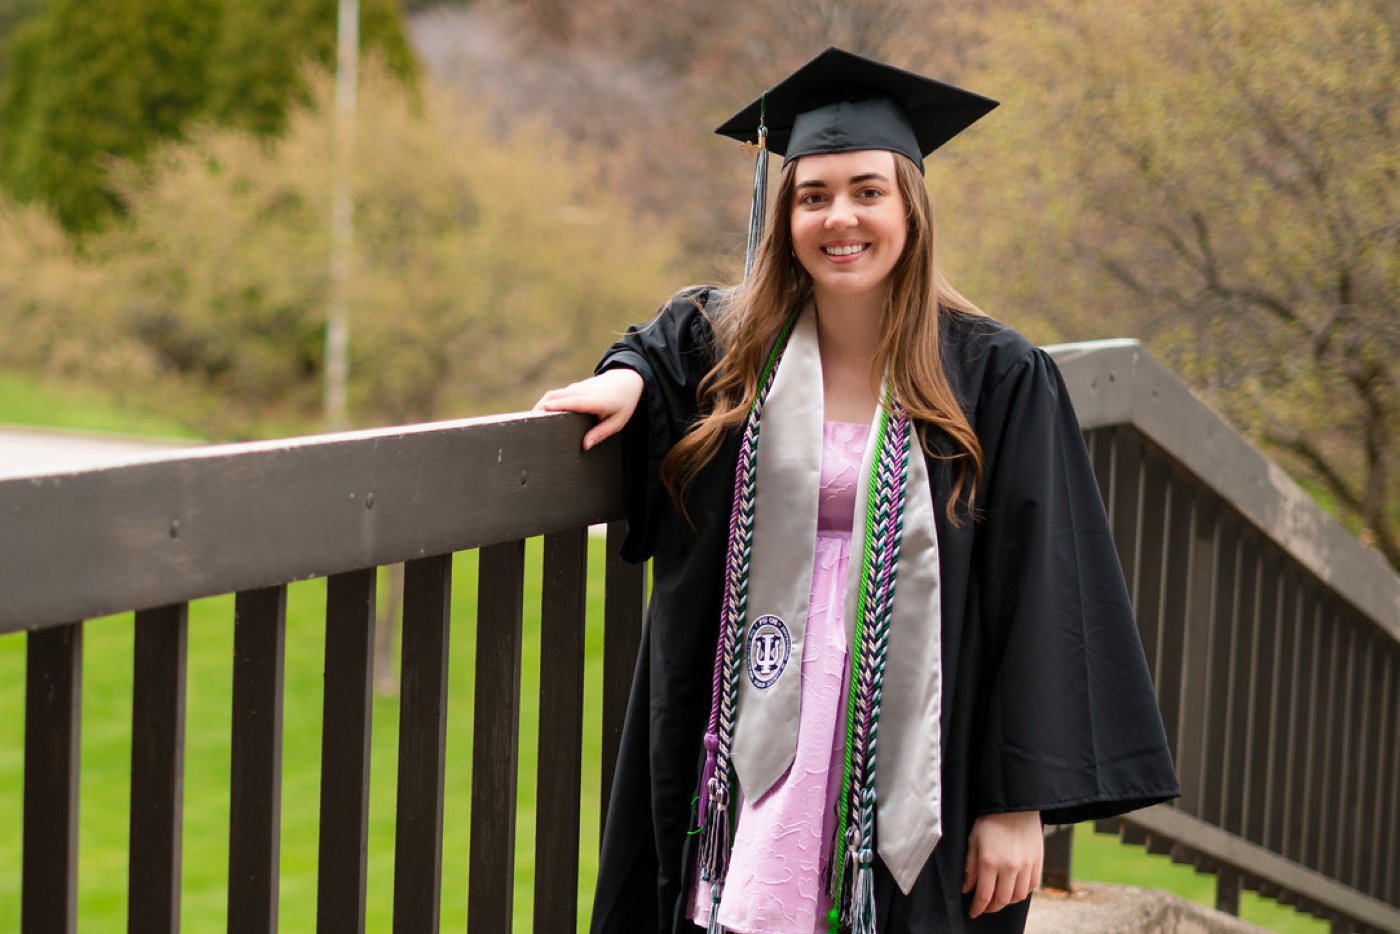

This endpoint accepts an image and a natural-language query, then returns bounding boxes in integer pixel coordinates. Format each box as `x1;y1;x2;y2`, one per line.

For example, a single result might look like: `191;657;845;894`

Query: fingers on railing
317;569;377;933
22;621;83;934
130;604;188;934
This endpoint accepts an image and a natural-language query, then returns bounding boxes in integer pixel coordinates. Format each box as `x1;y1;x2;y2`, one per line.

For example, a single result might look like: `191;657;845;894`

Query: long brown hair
661;153;986;522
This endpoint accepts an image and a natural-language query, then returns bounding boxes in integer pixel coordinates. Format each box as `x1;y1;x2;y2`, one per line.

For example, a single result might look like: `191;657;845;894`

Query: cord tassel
821;818;842;899
850;855;877;934
697;732;719;829
837;827;861;926
698;780;731;883
705;881;725;934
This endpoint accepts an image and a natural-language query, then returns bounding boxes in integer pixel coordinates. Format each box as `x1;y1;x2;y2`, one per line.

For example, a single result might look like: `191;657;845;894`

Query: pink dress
691;421;867;933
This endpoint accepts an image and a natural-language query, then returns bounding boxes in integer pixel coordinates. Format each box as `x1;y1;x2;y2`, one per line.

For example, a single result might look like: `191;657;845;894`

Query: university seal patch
746;615;791;690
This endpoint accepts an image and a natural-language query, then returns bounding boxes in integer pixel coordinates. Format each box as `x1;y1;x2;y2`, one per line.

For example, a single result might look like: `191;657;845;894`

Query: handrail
1048;338;1400;636
0;411;621;633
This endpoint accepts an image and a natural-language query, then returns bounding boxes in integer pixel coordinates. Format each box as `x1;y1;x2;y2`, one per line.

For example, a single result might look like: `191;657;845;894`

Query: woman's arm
962;810;1043;918
534;368;645;451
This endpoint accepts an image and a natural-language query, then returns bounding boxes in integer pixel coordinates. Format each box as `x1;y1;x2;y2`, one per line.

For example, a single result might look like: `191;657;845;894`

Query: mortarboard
716;47;998;276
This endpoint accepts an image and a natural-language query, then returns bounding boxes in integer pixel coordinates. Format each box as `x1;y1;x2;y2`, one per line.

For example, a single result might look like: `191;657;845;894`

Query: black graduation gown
589;287;1180;934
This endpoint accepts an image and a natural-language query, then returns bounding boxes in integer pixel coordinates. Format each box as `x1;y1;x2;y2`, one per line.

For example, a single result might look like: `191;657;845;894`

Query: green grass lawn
0;369;201;439
1071;825;1327;933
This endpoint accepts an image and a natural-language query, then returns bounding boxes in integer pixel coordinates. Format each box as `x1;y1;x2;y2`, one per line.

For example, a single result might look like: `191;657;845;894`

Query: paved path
0;426;192;480
1028;881;1273;933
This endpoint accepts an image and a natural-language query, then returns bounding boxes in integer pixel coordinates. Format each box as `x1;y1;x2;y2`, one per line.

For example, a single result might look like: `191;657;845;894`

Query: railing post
392;554;453;933
22;622;83;934
599;521;645;839
228;585;288;933
1216;866;1241;916
317;569;377;934
534;528;589;931
129;604;189;934
1042;825;1073;891
467;539;527;934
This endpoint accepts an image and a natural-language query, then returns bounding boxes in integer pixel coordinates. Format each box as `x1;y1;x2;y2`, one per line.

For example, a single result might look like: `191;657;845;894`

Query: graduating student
537;47;1179;934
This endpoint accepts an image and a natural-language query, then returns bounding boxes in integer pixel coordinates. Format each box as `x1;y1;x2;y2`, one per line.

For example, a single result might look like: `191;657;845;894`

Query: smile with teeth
822;243;869;256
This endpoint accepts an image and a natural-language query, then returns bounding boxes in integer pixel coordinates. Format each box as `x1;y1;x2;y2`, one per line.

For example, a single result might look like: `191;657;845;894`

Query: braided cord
827;391;891;930
827;393;911;933
856;410;910;861
697;313;796;883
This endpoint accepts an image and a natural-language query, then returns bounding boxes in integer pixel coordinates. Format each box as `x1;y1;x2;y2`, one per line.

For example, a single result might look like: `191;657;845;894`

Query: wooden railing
1046;340;1400;934
1;412;643;933
1;340;1397;932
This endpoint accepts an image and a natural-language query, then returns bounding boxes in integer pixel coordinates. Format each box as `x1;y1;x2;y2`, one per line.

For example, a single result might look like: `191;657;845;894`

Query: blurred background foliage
0;0;1395;567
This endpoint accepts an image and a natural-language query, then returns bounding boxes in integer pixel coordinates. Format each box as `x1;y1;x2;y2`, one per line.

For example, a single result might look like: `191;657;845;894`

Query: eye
857;187;885;200
796;191;828;206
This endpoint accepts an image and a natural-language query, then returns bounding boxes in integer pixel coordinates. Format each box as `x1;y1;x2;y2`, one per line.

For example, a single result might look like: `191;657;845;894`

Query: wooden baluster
467;539;526;933
228;586;287;933
130;604;188;934
392;554;452;933
533;529;588;931
599;521;645;840
22;622;83;934
317;570;377;933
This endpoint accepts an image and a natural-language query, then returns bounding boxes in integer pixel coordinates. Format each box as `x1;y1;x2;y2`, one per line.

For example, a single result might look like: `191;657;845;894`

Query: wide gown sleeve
972;348;1179;824
595;286;721;562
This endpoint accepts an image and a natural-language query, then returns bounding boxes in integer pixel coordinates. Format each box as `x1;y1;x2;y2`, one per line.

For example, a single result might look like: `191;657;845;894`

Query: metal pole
324;0;359;431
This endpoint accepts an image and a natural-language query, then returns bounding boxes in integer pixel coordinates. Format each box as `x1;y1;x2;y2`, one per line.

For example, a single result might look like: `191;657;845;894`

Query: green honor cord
827;386;894;933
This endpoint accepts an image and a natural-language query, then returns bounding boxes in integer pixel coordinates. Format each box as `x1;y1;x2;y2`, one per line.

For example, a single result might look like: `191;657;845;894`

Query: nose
824;194;858;229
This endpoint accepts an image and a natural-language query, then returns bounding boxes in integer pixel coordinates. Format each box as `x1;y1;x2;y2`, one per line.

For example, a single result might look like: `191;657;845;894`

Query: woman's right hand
534;368;645;451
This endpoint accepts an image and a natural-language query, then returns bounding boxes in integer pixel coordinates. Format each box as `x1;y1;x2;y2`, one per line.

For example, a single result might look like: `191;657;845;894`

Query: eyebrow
795;172;892;189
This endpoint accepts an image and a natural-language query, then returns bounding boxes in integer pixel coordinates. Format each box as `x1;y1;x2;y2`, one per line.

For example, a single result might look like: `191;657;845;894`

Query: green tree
0;194;158;388
945;0;1400;567
0;0;220;232
207;0;418;137
91;65;681;436
0;0;46;86
0;0;418;233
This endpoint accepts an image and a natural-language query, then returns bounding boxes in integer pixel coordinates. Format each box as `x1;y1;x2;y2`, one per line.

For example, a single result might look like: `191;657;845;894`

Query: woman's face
789;149;907;304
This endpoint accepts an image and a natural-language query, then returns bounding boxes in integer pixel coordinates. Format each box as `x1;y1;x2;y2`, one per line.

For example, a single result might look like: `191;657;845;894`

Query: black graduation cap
715;47;999;174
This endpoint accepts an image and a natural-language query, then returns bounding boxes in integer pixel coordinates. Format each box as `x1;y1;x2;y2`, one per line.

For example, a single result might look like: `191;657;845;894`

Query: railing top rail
0;411;621;633
3;341;1393;639
1049;339;1400;640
